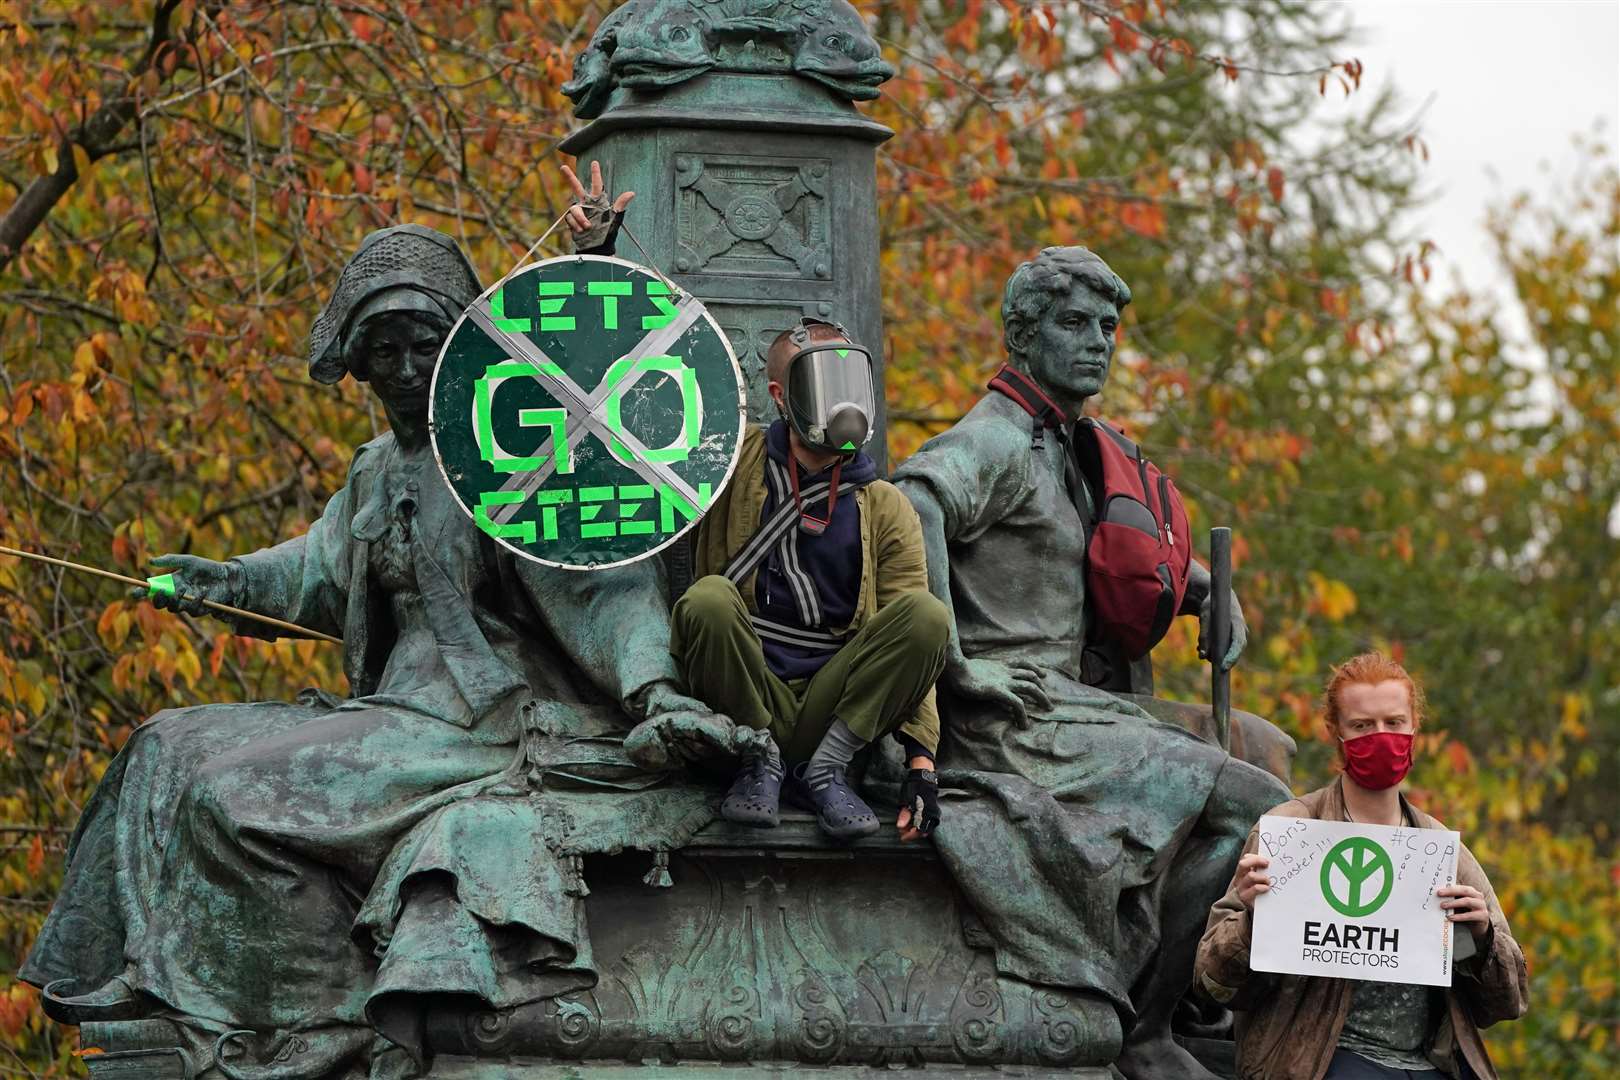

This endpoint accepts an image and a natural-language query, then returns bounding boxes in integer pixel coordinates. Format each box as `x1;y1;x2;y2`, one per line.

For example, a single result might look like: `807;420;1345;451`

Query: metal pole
1210;527;1232;752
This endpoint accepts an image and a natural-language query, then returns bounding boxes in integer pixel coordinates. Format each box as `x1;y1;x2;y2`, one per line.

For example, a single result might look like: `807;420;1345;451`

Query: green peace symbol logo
1320;836;1395;918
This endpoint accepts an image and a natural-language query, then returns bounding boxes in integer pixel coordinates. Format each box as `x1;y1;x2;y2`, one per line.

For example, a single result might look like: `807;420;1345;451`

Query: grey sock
804;718;868;788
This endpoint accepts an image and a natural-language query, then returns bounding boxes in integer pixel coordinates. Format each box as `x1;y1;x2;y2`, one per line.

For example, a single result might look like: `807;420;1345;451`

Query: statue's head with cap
307;224;483;425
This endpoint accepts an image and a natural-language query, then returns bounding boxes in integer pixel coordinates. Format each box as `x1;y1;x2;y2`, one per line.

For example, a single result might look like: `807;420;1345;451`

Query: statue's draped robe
894;392;1271;1018
21;432;712;1069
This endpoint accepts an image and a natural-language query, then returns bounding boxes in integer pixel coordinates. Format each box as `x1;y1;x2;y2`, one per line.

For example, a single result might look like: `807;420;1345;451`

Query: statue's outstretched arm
513;556;766;768
513;556;680;717
151;470;356;640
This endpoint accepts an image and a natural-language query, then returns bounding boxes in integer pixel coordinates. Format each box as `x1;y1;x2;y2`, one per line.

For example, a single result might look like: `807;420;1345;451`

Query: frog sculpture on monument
22;2;1298;1078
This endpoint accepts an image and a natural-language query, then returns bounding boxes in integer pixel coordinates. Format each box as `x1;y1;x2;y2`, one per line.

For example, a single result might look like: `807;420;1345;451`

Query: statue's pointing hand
562;160;634;254
133;553;240;617
1198;586;1248;673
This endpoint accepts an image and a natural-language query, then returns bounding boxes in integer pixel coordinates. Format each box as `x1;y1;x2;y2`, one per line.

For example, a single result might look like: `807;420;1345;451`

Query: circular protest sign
430;255;746;569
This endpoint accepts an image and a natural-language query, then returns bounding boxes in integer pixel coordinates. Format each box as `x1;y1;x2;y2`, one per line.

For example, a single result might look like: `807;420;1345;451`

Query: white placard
1250;815;1460;987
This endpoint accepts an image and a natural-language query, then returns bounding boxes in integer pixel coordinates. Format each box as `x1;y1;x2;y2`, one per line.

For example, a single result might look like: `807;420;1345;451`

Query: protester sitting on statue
567;167;947;843
21;173;744;1078
890;244;1291;1079
670;318;950;841
1196;653;1528;1080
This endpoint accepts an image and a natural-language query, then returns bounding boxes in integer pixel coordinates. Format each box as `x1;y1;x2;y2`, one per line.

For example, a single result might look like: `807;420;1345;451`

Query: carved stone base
426;814;1122;1069
74;815;1193;1079
431;1059;1114;1079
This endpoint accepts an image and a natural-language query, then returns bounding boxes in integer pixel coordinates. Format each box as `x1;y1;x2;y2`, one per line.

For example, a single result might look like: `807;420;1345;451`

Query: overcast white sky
1339;0;1619;303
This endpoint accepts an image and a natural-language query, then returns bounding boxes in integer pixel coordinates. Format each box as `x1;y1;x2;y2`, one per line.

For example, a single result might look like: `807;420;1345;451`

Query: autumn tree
0;0;1613;1072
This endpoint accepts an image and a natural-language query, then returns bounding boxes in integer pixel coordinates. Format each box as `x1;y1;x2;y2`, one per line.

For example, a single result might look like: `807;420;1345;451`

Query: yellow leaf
1559;693;1588;740
175;647;201;688
1308;572;1358;622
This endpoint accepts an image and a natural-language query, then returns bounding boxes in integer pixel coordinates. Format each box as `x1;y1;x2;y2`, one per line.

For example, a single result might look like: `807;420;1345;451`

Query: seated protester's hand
1236;852;1271;909
562;160;633;253
944;656;1050;727
897;765;940;841
1437;883;1491;941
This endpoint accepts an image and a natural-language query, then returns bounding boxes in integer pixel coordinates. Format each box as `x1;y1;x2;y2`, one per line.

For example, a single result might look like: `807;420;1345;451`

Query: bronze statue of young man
893;246;1291;1079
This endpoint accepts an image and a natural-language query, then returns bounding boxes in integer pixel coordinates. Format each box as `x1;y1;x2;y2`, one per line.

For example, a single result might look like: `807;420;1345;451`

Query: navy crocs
721;751;784;828
788;761;880;840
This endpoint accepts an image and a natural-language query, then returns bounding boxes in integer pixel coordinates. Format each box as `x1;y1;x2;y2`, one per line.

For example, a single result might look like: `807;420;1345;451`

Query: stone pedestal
424;813;1121;1071
560;74;892;465
78;815;1122;1079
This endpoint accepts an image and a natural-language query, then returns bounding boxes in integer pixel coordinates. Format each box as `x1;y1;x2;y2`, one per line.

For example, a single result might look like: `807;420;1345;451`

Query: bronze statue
20;223;744;1079
893;245;1293;1080
563;0;895;119
21;0;1305;1065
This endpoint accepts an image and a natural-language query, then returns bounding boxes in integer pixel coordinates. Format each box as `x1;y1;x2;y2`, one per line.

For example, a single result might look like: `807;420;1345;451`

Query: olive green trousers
670;575;946;763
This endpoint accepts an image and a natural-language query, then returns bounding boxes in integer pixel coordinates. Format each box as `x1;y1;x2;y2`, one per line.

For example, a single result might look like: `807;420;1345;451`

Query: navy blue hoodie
754;420;878;680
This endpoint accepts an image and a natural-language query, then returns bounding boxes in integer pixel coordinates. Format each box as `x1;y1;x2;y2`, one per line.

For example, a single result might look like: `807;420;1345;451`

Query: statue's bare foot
41;975;148;1024
1114;1030;1219;1080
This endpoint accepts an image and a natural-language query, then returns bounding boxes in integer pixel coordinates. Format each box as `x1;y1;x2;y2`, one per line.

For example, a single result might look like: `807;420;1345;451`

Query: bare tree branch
0;1;188;273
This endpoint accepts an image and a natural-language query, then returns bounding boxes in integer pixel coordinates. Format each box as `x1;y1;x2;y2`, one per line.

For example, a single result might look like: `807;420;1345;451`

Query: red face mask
1341;730;1414;790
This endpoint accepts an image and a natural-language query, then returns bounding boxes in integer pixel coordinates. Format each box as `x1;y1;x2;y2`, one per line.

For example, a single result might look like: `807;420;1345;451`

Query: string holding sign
429;254;747;571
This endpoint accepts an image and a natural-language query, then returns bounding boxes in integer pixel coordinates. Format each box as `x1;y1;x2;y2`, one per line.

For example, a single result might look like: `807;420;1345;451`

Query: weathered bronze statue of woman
21;222;735;1079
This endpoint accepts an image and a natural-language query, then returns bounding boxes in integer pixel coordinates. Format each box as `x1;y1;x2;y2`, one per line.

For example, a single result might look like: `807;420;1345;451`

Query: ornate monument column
558;0;895;463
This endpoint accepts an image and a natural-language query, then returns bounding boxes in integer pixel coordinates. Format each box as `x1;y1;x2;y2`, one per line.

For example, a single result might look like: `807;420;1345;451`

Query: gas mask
778;319;876;456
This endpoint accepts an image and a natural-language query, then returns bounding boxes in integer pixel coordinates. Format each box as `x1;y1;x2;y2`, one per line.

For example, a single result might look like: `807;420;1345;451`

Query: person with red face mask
1195;653;1528;1080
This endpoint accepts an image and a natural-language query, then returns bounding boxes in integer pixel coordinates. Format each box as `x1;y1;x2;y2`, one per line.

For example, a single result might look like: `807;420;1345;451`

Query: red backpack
987;365;1193;658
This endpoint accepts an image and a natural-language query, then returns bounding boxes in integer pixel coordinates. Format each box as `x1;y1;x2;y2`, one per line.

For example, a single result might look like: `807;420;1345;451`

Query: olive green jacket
1196;778;1529;1080
691;425;940;752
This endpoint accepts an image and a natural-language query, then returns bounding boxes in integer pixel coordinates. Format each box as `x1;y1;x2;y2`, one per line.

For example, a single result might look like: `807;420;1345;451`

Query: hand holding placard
1236;851;1271;908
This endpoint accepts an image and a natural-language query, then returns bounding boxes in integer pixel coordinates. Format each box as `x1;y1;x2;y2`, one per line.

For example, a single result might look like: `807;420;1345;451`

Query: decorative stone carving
563;0;896;120
705;299;832;417
674;155;830;279
419;826;1123;1070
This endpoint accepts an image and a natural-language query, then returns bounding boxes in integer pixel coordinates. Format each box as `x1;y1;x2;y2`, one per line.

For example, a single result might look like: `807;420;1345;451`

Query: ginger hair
1321;652;1426;757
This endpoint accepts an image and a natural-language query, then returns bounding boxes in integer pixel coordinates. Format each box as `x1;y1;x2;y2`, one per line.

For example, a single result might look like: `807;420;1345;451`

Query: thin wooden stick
0;544;342;644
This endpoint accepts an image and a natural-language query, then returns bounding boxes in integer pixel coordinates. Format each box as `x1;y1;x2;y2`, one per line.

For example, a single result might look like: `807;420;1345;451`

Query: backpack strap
720;477;835;586
987;363;1070;450
748;614;851;650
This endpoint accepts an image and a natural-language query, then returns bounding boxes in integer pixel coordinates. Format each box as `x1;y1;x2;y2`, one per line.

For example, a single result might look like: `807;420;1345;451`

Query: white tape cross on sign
463;293;708;525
